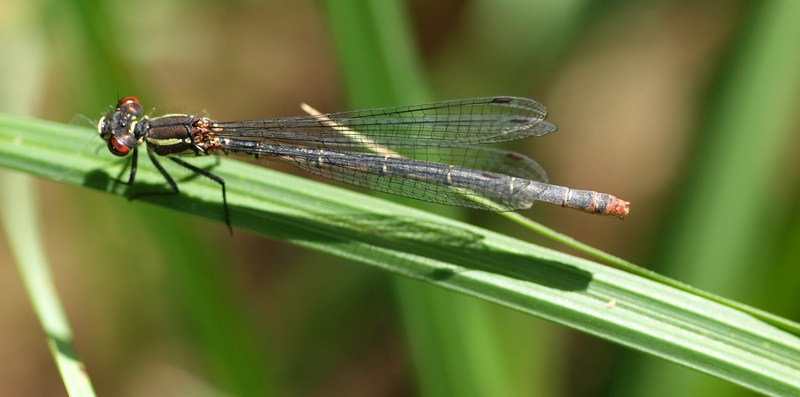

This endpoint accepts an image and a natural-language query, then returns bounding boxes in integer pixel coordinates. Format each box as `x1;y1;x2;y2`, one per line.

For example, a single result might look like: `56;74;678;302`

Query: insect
98;96;629;231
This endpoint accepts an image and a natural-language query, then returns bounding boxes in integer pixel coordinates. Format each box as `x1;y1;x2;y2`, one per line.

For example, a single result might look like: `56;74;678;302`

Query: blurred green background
1;0;799;396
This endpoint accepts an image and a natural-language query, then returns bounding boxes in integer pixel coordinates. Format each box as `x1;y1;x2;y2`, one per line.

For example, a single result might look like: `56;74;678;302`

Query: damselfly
98;96;629;231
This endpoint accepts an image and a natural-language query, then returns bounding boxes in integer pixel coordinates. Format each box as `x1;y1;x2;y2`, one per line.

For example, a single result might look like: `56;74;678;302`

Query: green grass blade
502;212;800;335
1;112;800;395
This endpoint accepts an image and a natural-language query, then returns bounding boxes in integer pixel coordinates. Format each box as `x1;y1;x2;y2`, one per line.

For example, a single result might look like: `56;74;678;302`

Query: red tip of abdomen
604;196;630;218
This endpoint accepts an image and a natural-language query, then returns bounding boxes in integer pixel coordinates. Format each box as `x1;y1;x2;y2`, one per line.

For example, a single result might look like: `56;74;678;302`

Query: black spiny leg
125;151;232;235
112;146;139;186
168;157;231;235
128;150;181;200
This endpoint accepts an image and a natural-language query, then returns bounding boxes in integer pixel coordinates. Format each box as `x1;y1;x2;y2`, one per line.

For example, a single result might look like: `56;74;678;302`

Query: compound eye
118;96;143;117
118;96;140;107
108;136;131;157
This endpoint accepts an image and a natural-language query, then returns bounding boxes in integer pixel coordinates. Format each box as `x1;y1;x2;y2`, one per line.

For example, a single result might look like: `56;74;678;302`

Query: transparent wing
212;97;557;149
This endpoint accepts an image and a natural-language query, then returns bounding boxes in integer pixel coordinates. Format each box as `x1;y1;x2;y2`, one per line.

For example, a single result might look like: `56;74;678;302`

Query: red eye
118;96;143;117
108;136;131;157
118;96;140;107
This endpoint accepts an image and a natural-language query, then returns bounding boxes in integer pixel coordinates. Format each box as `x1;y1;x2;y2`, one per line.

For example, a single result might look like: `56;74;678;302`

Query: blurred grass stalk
0;4;96;395
620;1;800;396
323;1;578;396
323;1;504;396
